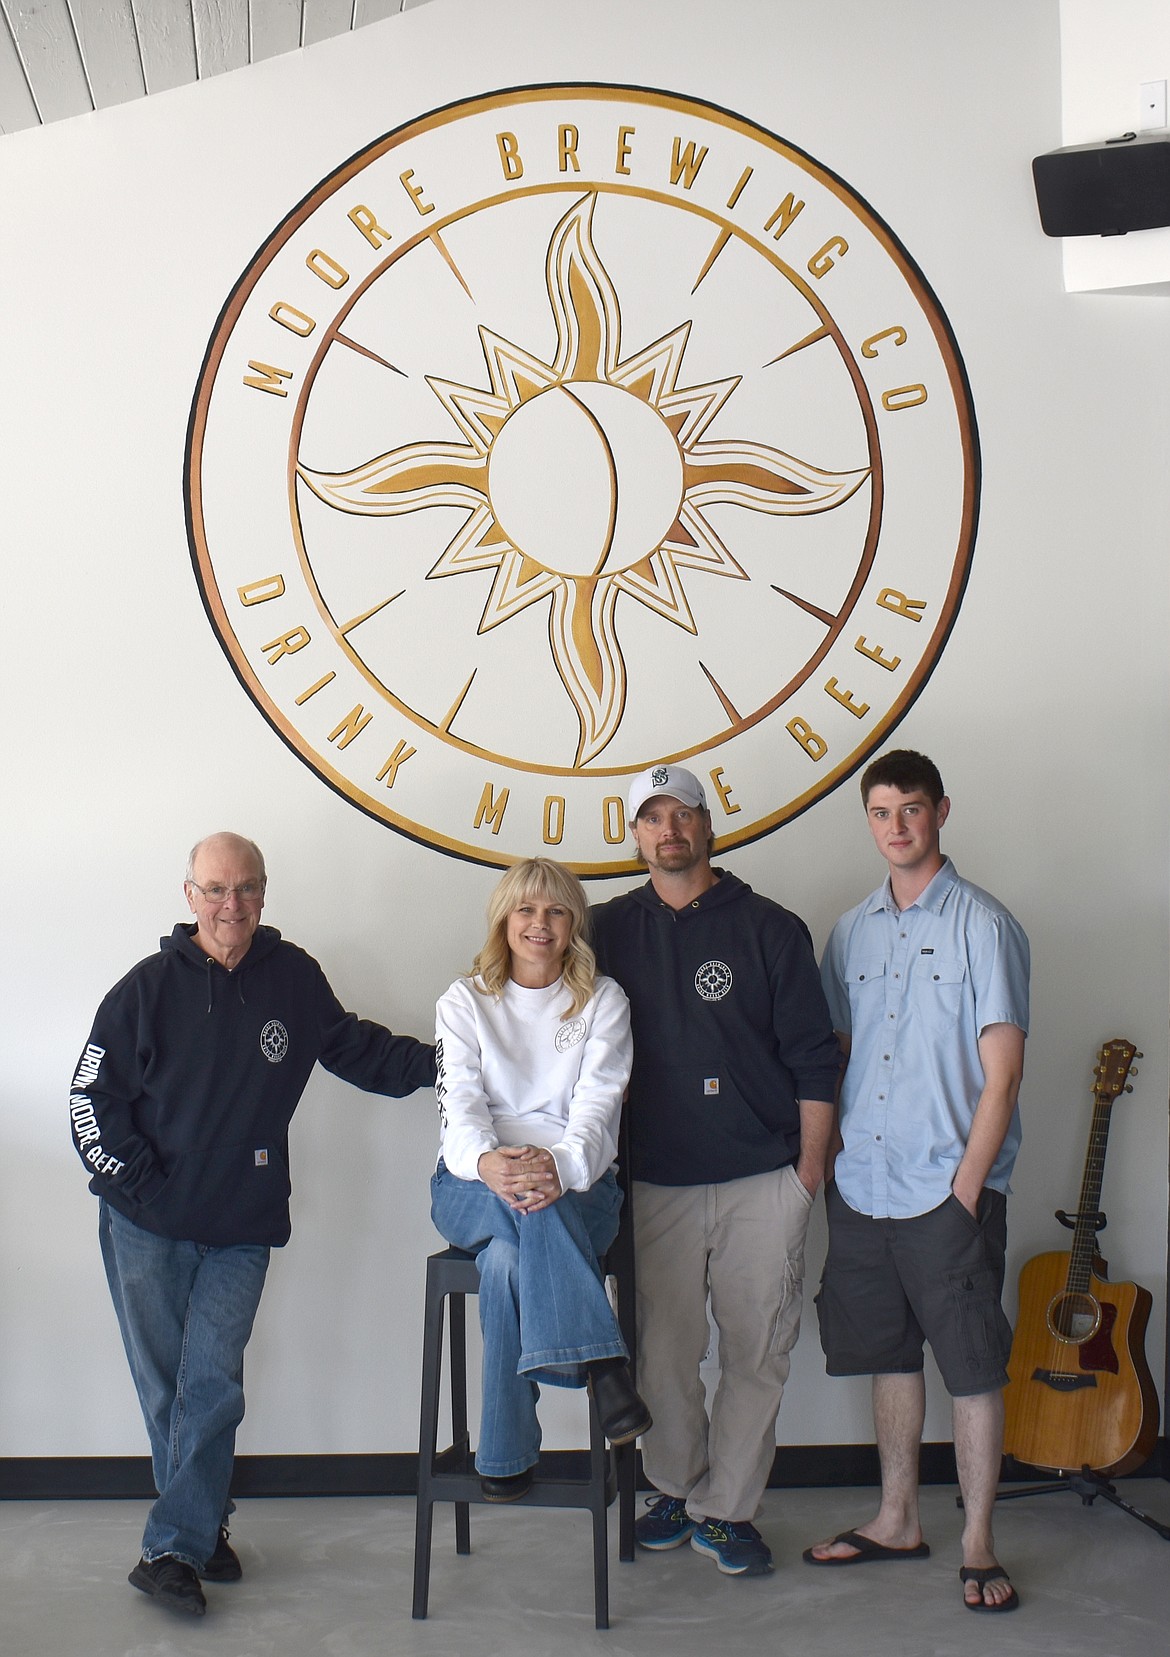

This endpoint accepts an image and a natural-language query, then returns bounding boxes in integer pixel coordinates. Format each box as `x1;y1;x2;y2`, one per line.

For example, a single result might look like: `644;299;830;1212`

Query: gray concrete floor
4;1481;1169;1657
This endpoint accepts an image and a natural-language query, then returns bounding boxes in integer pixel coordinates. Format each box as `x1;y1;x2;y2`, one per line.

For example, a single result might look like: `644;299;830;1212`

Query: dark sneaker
691;1519;774;1576
128;1554;208;1615
480;1468;533;1502
201;1526;242;1582
634;1493;699;1551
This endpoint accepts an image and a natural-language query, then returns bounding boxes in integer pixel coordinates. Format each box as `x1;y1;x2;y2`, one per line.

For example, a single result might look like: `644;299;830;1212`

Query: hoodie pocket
145;1140;292;1244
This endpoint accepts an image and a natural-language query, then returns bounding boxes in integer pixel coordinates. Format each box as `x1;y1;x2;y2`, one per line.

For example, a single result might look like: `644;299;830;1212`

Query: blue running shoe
690;1518;773;1576
635;1494;699;1550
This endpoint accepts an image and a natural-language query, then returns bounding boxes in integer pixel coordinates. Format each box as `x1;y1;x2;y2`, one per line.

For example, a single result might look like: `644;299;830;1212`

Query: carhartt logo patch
704;1077;720;1095
255;1149;269;1167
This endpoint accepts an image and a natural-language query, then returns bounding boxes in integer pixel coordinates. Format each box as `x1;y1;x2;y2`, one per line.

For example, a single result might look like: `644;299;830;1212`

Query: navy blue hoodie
591;872;838;1185
69;923;436;1247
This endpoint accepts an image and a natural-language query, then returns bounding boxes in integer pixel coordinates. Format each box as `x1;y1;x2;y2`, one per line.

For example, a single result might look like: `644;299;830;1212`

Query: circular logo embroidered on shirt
554;1016;587;1053
695;960;733;1001
260;1020;289;1063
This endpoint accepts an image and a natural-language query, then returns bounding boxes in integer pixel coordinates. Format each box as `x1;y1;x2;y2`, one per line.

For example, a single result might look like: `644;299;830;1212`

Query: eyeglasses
188;880;266;902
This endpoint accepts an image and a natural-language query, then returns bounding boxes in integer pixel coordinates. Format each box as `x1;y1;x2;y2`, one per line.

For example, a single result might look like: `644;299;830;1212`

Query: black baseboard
777;1441;1170;1487
3;1440;1166;1501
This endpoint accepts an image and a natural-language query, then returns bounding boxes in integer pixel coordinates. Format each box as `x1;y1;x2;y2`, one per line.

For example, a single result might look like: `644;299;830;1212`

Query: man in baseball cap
626;763;708;819
590;765;838;1578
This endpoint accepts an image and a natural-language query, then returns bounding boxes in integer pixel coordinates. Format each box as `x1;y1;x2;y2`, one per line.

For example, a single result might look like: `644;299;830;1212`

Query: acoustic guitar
1003;1038;1159;1477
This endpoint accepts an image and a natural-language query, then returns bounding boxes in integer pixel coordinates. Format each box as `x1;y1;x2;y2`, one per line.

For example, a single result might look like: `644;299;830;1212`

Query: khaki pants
633;1166;813;1523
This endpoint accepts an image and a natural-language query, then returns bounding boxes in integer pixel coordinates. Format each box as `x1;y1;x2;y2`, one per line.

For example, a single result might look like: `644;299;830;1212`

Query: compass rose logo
554;1016;588;1054
299;194;866;767
187;85;978;873
259;1020;289;1063
695;960;733;1002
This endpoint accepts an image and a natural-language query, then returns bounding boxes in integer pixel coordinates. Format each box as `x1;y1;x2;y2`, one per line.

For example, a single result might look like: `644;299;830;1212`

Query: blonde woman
432;857;650;1501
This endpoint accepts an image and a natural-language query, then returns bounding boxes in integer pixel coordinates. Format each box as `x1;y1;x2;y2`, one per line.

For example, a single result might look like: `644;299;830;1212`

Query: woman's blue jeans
430;1163;627;1476
99;1201;270;1568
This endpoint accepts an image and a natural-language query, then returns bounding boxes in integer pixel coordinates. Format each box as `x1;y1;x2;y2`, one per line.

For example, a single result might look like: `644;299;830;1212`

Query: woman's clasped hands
477;1143;563;1213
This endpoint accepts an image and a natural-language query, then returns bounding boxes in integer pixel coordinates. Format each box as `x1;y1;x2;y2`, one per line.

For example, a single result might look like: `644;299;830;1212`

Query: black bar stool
413;1189;638;1630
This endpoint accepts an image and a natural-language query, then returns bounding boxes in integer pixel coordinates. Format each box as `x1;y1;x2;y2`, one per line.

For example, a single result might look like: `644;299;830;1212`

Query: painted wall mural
187;85;978;873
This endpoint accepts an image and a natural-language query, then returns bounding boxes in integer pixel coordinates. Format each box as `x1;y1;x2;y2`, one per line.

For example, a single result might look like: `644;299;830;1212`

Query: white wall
2;0;1166;1458
1060;0;1170;291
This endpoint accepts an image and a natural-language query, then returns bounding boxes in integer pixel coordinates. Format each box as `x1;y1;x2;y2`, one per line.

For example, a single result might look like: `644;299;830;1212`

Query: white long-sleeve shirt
434;974;632;1192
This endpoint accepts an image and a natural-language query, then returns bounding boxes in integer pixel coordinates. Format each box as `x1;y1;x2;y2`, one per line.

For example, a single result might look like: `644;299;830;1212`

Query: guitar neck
1066;1097;1113;1291
1065;1039;1138;1293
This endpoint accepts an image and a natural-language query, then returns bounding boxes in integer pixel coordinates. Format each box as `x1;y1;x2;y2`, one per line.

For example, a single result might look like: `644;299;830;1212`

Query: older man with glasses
69;831;435;1618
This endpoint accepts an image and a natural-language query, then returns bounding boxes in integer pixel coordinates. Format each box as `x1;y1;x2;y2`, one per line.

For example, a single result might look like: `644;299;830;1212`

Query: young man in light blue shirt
804;751;1029;1614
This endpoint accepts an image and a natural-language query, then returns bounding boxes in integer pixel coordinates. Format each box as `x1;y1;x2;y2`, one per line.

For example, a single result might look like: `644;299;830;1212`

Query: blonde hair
472;858;596;1019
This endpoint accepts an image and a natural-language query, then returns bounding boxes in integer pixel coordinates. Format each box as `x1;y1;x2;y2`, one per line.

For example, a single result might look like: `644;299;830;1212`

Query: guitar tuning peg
1136;1051;1144;1059
1124;1084;1133;1092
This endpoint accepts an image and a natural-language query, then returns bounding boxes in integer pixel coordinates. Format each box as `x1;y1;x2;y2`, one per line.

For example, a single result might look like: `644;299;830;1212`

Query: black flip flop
959;1564;1020;1612
802;1529;931;1565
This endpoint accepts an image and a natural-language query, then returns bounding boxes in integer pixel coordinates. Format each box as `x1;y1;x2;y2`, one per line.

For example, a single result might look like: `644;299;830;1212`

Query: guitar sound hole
1047;1290;1101;1344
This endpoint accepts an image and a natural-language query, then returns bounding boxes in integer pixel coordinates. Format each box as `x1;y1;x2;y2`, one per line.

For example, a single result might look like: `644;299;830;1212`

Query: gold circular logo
188;85;977;874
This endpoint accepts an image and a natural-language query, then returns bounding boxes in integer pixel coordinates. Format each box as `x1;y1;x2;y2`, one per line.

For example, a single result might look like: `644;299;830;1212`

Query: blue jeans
430;1163;626;1476
99;1201;270;1568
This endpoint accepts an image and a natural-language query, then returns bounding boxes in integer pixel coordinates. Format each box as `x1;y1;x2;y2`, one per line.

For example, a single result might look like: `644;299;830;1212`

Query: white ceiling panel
70;0;146;111
355;0;400;22
250;0;303;62
133;0;197;96
5;0;91;124
192;0;250;78
0;0;425;138
0;20;41;133
302;0;357;50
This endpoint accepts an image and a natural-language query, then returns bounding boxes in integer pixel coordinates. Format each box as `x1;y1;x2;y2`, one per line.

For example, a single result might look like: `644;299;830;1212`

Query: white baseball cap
628;764;708;821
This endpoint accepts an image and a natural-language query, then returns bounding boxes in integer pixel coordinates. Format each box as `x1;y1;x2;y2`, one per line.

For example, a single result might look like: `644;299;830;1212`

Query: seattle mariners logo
554;1017;587;1053
188;86;977;874
259;1020;289;1063
695;960;733;1001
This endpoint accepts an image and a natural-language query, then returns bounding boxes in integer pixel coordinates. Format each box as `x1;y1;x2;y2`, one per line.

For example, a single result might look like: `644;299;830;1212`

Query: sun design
298;194;869;766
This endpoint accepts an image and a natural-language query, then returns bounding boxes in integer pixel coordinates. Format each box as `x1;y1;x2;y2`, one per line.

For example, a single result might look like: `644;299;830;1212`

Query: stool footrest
424;1467;618;1508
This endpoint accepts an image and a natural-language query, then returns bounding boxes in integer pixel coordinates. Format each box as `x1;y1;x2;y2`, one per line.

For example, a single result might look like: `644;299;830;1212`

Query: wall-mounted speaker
1032;133;1170;237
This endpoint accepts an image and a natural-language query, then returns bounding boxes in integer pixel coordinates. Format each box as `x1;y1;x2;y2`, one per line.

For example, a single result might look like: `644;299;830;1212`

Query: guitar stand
990;1465;1170;1541
974;1060;1166;1537
978;1199;1170;1541
1054;1207;1105;1234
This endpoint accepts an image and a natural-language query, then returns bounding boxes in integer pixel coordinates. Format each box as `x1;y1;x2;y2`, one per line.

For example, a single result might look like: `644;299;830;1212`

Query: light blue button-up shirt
822;858;1030;1219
